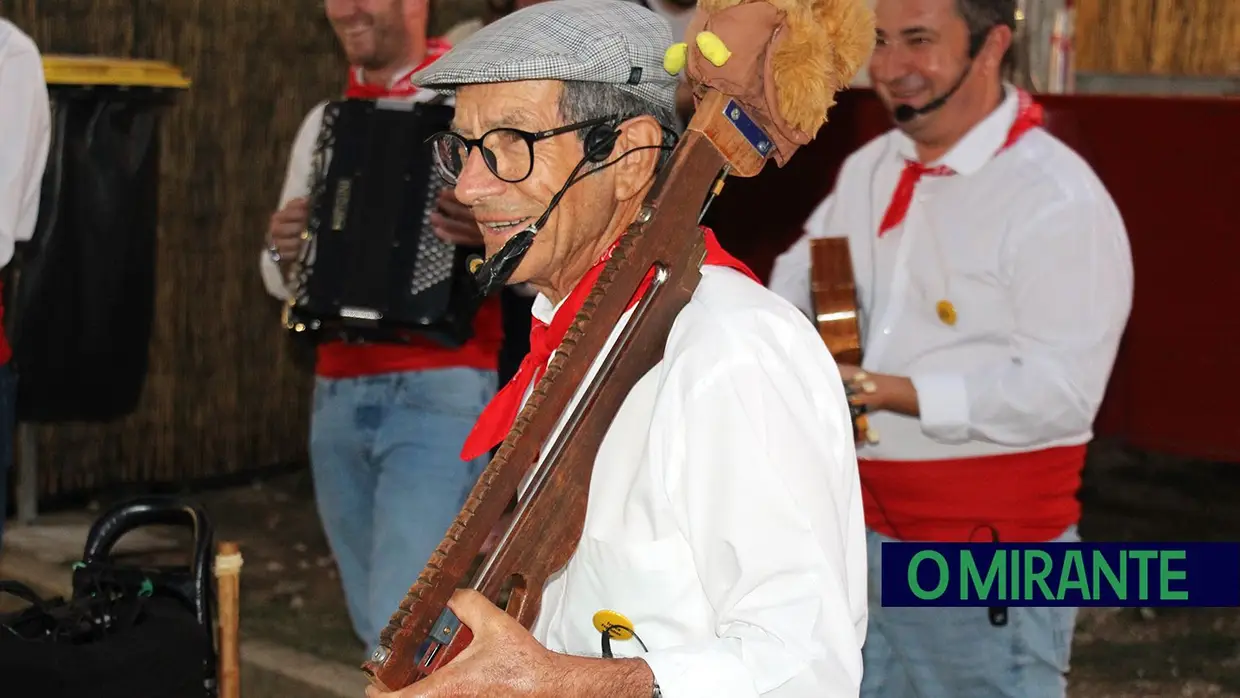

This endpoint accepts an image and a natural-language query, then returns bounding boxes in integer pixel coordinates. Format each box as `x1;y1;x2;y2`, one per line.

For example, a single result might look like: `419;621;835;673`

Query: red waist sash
858;444;1087;543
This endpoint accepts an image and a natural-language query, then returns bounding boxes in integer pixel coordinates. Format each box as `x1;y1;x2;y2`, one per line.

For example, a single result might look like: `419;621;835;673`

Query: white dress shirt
768;85;1133;462
518;265;868;697
0;19;51;270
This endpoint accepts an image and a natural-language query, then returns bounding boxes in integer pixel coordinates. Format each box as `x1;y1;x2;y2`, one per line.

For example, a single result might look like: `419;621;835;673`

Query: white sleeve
0;29;51;269
259;102;326;301
642;316;866;698
766;193;839;320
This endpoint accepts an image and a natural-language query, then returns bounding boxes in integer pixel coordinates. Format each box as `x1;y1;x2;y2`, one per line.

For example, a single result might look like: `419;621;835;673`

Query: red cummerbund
859;443;1088;543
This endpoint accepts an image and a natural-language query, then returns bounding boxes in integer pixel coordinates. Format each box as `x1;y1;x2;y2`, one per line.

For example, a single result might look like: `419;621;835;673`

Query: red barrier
702;88;1240;462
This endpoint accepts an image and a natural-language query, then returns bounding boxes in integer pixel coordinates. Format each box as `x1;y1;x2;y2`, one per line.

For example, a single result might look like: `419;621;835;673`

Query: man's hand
365;589;654;698
838;364;920;418
267;197;309;262
364;589;552;698
430;189;484;246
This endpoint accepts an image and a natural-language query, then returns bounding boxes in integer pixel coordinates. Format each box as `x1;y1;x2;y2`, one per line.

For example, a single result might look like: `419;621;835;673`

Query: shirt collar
891;83;1020;175
531;292;559;326
352;63;417;89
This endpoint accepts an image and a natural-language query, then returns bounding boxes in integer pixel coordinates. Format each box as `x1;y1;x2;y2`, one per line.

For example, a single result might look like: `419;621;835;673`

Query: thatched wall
0;0;486;502
1075;0;1240;76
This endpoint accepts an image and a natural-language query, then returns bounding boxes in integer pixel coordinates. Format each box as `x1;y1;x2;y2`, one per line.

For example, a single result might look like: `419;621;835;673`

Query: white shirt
519;265;868;697
0;19;50;269
768;86;1133;462
258;71;446;300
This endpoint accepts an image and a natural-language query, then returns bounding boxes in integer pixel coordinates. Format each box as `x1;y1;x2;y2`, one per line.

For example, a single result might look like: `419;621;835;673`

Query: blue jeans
0;363;14;549
861;526;1079;698
309;367;495;649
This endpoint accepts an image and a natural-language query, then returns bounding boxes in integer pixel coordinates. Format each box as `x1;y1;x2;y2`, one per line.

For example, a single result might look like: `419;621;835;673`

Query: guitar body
809;237;875;444
809;237;862;365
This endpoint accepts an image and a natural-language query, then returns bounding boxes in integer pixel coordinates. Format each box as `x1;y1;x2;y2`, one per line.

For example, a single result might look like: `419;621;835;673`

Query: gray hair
954;0;1016;75
556;80;681;172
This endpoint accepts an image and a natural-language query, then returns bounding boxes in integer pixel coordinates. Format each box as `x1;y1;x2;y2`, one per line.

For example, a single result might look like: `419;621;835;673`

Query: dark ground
96;438;1240;697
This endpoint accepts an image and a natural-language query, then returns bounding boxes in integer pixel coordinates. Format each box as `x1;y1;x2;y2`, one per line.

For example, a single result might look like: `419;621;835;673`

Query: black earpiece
583;123;620;163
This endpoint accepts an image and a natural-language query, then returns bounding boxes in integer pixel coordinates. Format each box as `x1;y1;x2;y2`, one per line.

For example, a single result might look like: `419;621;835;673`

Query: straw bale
1075;0;1240;76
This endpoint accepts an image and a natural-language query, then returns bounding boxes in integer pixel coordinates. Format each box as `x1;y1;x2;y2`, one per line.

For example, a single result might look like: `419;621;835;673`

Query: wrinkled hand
431;189;484;246
365;589;553;698
267;197;308;260
838;364;919;417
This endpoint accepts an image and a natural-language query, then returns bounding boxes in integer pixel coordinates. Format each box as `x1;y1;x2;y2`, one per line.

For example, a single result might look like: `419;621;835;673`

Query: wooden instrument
214;541;243;698
809;237;877;444
361;0;875;691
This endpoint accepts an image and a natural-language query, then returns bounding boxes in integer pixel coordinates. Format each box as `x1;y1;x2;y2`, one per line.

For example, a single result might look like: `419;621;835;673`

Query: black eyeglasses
427;116;613;185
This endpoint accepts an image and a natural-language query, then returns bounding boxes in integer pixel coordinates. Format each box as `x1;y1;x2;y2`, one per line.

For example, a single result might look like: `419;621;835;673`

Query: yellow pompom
663;42;688;75
695;31;732;67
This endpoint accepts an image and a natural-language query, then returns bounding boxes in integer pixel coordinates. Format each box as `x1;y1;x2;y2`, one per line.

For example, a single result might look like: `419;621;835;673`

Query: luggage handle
79;497;217;669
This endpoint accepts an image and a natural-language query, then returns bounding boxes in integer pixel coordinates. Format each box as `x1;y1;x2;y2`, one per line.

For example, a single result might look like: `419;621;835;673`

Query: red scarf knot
343;37;451;99
877;89;1045;237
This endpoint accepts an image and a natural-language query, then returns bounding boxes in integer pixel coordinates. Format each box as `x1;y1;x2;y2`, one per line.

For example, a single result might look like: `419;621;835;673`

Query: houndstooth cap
411;0;679;113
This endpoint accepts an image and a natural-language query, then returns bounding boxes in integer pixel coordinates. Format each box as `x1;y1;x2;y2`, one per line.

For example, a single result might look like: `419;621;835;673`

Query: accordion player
281;97;484;347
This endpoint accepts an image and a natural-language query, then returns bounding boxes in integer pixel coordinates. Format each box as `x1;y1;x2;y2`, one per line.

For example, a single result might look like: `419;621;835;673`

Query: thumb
446;588;500;633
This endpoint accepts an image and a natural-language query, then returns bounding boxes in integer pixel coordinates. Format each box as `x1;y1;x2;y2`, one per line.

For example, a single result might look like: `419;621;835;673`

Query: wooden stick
215;541;243;698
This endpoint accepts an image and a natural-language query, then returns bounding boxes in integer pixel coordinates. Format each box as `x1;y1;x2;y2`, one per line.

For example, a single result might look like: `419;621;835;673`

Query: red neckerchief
343;37;451;99
877;89;1044;236
459;227;758;461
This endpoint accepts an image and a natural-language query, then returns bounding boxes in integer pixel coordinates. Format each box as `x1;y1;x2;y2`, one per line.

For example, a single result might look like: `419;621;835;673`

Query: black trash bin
4;56;190;423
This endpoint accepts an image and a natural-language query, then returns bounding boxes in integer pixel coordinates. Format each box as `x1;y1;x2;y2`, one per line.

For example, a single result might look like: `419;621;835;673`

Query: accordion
283;98;483;347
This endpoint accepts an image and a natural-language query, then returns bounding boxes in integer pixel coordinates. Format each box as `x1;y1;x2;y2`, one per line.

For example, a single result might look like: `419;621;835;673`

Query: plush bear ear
664;42;689;75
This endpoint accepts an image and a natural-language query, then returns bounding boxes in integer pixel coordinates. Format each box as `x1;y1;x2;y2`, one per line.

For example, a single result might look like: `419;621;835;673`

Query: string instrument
809;237;877;444
361;1;874;691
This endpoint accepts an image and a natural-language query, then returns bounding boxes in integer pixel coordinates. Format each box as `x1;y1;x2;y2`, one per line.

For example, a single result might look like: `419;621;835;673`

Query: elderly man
368;1;868;697
768;0;1132;696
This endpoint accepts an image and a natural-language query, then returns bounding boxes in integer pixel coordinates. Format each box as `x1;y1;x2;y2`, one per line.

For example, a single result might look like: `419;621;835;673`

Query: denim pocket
393;367;497;418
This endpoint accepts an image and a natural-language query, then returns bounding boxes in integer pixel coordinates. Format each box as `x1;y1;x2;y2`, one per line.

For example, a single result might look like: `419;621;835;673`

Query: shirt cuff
258;248;291;300
910;371;971;443
642;645;759;698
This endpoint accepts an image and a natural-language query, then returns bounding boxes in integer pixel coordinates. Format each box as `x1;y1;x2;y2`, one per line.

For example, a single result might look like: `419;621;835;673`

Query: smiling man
768;0;1133;696
258;0;504;655
365;1;870;697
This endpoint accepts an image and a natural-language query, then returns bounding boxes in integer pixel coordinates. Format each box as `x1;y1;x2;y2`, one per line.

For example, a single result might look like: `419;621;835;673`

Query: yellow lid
592;609;635;640
42;55;191;89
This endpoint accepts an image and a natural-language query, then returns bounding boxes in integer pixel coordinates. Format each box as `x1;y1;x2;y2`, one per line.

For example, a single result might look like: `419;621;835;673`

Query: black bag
4;85;170;422
0;497;219;698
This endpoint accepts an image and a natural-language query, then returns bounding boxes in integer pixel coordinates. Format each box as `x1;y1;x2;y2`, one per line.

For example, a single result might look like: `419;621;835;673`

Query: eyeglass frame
427;115;617;185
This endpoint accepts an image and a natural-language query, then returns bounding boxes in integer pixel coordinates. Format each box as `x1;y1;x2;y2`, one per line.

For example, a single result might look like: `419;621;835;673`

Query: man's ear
978;24;1012;78
610;115;666;202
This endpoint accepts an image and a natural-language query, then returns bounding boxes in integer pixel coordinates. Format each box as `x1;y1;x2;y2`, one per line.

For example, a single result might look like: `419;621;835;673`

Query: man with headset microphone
768;0;1132;697
366;1;871;696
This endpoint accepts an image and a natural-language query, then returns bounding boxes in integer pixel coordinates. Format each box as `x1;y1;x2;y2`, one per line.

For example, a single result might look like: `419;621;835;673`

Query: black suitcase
0;497;219;698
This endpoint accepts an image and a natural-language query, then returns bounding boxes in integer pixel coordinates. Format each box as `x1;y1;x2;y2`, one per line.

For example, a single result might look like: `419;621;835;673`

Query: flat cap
411;0;679;113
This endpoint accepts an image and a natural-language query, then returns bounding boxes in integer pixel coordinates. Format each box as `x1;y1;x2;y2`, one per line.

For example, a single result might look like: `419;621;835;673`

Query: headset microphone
892;59;974;123
466;123;623;297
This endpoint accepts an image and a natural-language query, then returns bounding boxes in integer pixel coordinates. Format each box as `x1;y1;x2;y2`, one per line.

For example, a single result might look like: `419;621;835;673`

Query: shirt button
883;327;892;335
